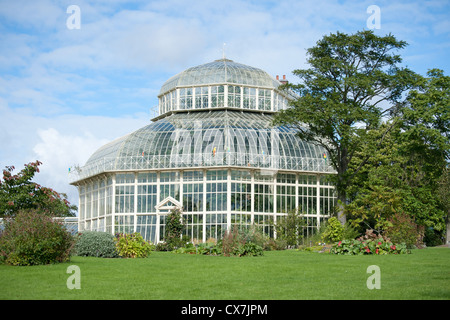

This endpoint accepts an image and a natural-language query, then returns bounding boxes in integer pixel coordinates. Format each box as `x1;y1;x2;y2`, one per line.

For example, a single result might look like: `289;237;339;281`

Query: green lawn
1;248;449;300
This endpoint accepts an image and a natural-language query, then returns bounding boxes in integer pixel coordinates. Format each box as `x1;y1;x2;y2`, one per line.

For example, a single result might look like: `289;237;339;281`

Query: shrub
115;233;153;258
263;238;287;251
321;217;344;243
155;241;172;252
220;226;264;257
73;231;119;258
357;228;389;243
275;210;305;247
0;209;74;266
423;227;443;247
221;226;243;256
164;208;185;250
331;239;409;255
342;222;360;240
193;242;216;255
233;242;264;257
172;242;197;254
383;212;424;248
171;241;222;255
331;230;410;255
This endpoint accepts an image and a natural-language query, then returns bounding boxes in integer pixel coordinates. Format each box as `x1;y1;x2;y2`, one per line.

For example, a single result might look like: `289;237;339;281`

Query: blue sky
0;0;449;209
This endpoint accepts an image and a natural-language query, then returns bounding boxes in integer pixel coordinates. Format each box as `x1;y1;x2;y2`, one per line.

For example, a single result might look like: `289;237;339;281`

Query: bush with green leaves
221;226;244;256
424;227;443;247
383;212;424;248
331;238;409;255
0;209;74;266
73;231;119;258
321;217;344;243
155;241;172;252
220;226;264;257
261;238;287;251
172;242;197;254
173;242;222;255
275;210;305;247
115;232;153;258
233;242;264;257
164;208;185;250
331;229;410;255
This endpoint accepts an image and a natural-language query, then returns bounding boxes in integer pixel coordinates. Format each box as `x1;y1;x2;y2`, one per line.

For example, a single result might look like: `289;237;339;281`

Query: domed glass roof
72;110;333;181
159;59;280;96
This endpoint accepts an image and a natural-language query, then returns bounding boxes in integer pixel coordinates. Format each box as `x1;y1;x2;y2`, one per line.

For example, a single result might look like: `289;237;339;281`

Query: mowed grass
1;248;449;300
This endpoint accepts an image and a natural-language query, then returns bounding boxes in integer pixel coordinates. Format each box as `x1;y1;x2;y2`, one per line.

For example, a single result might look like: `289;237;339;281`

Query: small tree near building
0;161;77;218
164;207;185;249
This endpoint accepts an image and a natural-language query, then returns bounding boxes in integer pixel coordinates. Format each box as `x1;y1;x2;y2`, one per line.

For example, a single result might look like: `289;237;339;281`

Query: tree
164;207;185;249
345;69;449;244
0;161;77;218
398;68;449;244
275;209;305;247
345;123;445;235
273;30;419;223
437;168;450;244
399;68;449;183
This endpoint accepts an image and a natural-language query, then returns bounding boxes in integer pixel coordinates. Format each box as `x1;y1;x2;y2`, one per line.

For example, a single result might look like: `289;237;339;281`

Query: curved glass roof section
71;111;334;182
159;59;280;96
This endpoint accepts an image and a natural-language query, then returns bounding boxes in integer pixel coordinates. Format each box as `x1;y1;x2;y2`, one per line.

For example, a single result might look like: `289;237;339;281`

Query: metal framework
70;58;337;243
70;110;333;183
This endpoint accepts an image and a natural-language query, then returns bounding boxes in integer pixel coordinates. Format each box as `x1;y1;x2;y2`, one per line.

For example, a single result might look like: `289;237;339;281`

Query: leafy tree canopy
345;69;449;243
274;30;421;222
0;161;77;218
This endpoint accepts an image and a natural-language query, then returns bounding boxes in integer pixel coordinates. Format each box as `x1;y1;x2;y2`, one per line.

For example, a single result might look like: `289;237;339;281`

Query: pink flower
378;242;382;245
376;249;379;254
338;241;342;246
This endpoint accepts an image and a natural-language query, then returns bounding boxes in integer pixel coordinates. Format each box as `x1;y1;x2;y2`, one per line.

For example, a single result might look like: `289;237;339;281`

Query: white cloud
0;0;63;31
32;127;107;205
0;99;148;208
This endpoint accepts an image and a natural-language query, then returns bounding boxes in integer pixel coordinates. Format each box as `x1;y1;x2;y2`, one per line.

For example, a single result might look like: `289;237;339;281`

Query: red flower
376;249;379;254
378;242;382;245
338;241;342;246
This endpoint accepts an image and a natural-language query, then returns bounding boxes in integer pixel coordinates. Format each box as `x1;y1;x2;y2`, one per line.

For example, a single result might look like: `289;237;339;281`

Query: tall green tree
346;69;449;244
0;161;77;218
274;30;419;222
346;123;445;232
437;168;450;243
399;69;449;181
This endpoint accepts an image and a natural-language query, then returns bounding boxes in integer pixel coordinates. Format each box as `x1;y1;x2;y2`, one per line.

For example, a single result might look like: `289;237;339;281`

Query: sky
0;0;449;212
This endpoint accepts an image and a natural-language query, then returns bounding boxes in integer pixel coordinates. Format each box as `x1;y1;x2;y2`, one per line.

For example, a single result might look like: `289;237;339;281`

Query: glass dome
72;110;332;182
70;58;338;243
159;59;280;96
157;59;292;115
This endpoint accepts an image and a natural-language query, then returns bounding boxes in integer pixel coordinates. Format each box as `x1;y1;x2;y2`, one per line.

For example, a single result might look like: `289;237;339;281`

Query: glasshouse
69;58;337;243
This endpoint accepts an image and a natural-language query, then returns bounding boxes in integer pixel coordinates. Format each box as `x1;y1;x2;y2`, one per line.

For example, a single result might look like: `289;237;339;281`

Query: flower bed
331;239;409;255
331;230;410;255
